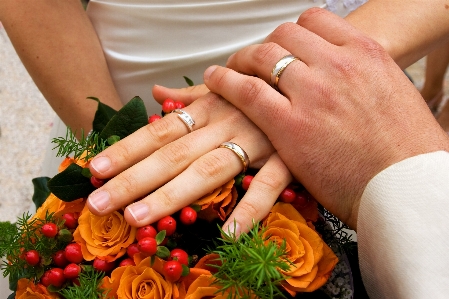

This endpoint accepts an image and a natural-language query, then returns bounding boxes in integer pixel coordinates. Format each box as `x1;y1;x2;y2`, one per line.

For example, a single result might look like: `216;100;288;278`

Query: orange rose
58;151;90;173
262;202;338;294
15;278;59;299
32;193;85;222
73;205;136;262
184;274;230;299
193;180;237;222
103;256;182;299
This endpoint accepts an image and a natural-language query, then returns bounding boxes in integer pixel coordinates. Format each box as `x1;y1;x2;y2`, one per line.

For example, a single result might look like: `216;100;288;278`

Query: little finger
222;153;292;236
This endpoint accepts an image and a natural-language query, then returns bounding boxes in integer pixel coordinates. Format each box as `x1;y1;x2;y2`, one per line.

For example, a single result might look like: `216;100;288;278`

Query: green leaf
107;135;120;146
88;97;118;133
155;230;166;245
156;246;170;259
183;76;194;86
99;97;148;141
181;264;190;276
7;292;15;299
32;177;51;210
47;164;95;201
81;167;92;179
190;204;201;213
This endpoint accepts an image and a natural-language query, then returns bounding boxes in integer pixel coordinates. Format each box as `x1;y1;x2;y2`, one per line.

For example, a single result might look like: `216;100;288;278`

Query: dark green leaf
183;76;194;86
155;230;166;245
99;97;148;141
47;164;95;201
190;204;201;213
150;255;156;267
32;177;51;210
7;292;15;299
88;97;118;133
156;246;170;259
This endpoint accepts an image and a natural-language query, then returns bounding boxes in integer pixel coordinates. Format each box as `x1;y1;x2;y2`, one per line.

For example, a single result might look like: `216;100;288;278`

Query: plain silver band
270;55;298;91
172;109;195;132
219;141;250;173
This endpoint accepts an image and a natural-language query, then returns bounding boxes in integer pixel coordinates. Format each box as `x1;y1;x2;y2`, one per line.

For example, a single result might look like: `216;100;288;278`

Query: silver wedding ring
270;55;298;91
172;109;195;132
219;142;250;173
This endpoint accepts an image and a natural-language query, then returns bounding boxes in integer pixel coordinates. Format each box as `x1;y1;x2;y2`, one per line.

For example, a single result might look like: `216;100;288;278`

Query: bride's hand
87;90;292;236
152;84;210;106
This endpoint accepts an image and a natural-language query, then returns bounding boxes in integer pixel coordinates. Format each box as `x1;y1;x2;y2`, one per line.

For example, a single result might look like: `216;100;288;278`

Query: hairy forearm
346;0;449;69
0;0;123;136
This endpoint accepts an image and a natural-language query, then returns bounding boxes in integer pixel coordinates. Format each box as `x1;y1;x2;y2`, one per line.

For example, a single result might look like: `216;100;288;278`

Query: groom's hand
204;8;449;229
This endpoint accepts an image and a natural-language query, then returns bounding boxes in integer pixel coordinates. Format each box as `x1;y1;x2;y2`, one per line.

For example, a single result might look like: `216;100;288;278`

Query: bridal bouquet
0;97;355;299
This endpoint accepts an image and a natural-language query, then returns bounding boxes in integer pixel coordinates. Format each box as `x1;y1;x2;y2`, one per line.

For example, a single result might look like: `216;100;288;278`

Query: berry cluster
148;98;186;124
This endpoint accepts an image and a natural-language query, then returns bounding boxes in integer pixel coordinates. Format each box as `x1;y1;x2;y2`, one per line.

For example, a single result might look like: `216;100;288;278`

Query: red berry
279;188;296;203
138;237;158;256
174;101;185;109
25;250;40;266
52;250;69;268
179;207;197;225
93;258;115;272
148;114;162;124
41;223;58;238
64;243;83;264
169;249;189;266
162;98;176;113
157;216;177;236
127;243;140;258
41;271;51;287
119;258;135;267
292;191;309;208
136;225;157;241
62;213;79;229
47;268;66;287
242;175;254;191
163;260;183;282
63;263;81;280
90;176;105;188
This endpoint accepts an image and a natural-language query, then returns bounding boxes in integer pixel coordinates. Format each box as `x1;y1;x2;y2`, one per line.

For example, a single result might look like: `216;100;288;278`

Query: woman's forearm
0;0;123;136
346;0;449;69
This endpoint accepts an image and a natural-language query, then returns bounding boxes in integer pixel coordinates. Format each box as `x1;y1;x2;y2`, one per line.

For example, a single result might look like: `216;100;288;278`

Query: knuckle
253;171;287;193
192;151;229;180
235;200;260;220
114;172;138;198
252;42;282;66
297;7;326;26
154;188;175;211
107;141;132;165
145;117;176;145
270;23;297;44
156;140;191;167
238;78;266;106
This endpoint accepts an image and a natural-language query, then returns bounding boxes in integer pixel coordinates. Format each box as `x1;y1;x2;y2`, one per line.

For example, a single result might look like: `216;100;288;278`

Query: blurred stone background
0;21;447;223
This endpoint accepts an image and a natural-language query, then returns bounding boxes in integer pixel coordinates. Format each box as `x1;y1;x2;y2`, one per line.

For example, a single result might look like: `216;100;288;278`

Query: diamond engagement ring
172;109;195;132
270;55;298;91
218;142;250;173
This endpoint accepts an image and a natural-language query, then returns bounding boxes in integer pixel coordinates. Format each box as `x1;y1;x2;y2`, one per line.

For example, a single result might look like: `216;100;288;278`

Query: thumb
152;84;210;105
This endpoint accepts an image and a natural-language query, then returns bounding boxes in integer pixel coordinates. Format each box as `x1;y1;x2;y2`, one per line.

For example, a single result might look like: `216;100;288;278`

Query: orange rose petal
296;222;324;265
181;268;212;291
194;253;221;272
16;279;59;299
58;157;75;173
270;202;307;224
285;264;319;290
194;188;222;206
302;244;339;292
185;274;228;299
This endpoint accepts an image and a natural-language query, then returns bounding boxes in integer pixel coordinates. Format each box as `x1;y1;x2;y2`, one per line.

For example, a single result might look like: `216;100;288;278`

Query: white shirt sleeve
357;151;449;298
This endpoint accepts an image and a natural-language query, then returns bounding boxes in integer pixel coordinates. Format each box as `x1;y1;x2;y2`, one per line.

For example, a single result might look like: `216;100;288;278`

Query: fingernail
127;203;150;222
88;190;111;212
224;220;241;237
203;65;218;81
91;156;111;174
